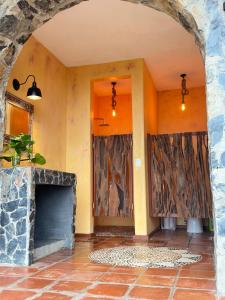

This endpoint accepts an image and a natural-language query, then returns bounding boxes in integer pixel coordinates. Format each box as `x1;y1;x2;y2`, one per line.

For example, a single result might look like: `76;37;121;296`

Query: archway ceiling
33;0;205;91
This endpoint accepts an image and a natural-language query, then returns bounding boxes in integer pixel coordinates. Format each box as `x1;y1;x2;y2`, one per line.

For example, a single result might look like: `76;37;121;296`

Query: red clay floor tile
66;257;90;263
144;268;178;277
173;289;216;300
34;292;72;299
17;278;54;289
0;276;20;287
0;266;11;274
51;280;91;292
0;289;36;300
136;275;175;287
83;264;110;272
48;262;80;271
129;286;171;299
99;272;137;284
177;278;216;290
181;263;214;271
33;269;68;279
64;271;102;281
179;269;215;279
88;283;129;297
4;267;39;276
81;297;112;300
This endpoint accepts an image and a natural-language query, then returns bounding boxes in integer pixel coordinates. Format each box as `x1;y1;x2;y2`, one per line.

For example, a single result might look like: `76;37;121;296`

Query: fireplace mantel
0;167;76;265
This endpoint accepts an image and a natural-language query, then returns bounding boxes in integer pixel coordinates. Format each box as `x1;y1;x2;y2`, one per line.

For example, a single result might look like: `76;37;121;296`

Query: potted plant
0;134;46;167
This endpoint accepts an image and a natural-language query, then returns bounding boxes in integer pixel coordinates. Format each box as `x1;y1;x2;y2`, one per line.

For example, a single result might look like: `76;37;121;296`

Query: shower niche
92;77;134;236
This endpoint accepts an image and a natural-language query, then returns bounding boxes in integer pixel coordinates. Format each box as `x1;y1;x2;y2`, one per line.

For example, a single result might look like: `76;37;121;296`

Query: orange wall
93;94;132;136
157;87;207;134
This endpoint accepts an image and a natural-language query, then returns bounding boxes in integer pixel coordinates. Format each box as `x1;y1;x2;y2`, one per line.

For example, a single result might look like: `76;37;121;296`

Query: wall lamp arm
13;75;36;91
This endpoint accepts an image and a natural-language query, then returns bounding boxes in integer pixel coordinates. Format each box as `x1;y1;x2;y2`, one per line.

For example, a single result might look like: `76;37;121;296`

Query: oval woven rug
89;246;202;268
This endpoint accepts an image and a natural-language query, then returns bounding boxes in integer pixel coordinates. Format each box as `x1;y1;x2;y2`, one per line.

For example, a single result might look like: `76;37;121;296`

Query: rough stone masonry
0;0;225;297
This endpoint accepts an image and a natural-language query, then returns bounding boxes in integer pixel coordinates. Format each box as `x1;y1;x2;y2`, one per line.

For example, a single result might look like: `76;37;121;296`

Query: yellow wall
7;37;67;171
157;87;207;134
144;63;160;234
144;64;158;135
7;39;152;235
93;94;132;136
66;59;156;235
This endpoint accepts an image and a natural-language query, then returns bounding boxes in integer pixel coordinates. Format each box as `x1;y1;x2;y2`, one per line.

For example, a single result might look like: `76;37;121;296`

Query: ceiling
33;0;205;91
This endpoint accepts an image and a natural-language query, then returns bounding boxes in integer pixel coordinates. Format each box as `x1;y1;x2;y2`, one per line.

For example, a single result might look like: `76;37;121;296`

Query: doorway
92;77;134;236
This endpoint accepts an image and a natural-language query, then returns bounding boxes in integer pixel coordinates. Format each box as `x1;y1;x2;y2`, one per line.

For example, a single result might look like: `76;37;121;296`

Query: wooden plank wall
93;134;133;217
148;132;212;218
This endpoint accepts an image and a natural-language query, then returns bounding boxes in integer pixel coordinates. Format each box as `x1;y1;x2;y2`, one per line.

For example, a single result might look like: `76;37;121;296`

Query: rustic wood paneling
148;132;212;218
93;134;133;217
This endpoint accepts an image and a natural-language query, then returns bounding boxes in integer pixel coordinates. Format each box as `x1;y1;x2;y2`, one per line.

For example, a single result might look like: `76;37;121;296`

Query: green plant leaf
31;153;46;165
3;134;46;166
20;134;31;140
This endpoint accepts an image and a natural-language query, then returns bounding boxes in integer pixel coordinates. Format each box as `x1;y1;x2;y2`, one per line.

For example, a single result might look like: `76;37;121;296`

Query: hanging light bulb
111;82;117;117
180;74;189;112
181;103;186;111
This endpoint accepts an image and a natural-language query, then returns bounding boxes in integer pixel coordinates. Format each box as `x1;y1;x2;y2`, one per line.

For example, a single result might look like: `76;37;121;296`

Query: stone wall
0;0;225;296
0;167;32;265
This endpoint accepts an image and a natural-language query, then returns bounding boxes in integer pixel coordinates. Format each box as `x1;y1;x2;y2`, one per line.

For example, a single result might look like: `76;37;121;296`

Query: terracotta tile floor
0;229;219;299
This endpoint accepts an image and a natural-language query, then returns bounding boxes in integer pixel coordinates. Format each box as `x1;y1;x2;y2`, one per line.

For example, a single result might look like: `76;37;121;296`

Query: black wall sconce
13;75;42;100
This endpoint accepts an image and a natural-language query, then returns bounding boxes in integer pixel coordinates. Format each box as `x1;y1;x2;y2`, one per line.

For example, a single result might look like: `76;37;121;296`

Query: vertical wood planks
148;132;212;218
93;134;133;217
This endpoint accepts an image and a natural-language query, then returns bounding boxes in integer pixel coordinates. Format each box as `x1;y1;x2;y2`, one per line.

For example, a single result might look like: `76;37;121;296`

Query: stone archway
0;0;225;297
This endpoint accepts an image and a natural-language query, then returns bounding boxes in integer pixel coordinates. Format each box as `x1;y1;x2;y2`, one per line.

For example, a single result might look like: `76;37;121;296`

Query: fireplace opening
34;184;74;260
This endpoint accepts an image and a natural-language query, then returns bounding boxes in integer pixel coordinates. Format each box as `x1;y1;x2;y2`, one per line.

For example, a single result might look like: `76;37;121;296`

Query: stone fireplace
0;167;76;265
34;184;75;260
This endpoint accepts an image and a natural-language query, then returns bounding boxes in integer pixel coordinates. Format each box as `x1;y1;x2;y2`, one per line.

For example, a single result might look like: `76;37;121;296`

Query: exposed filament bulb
181;103;186;111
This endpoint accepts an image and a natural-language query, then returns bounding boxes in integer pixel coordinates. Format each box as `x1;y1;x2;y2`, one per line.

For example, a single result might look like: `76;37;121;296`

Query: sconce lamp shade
27;81;42;100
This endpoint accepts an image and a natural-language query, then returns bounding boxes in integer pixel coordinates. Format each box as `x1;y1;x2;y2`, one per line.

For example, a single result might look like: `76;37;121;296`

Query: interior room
3;1;210;238
0;0;217;299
